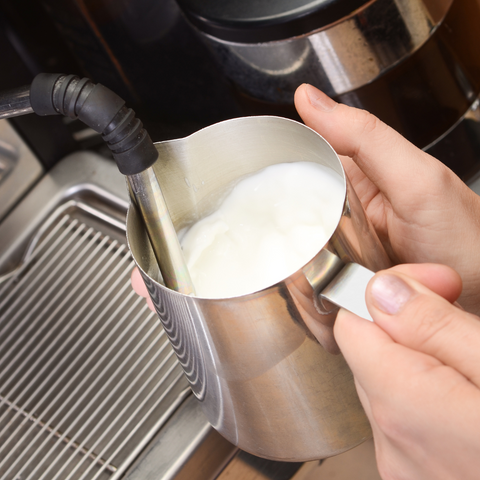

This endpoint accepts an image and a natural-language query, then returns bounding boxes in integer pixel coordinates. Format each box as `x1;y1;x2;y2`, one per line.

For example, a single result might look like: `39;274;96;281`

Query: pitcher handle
319;263;375;322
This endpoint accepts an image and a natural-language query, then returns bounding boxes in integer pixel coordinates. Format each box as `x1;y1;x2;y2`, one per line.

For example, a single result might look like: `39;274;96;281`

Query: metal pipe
128;167;195;295
0;85;33;119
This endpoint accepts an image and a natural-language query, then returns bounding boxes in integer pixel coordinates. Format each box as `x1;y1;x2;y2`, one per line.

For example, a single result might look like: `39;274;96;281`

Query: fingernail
305;84;337;112
370;274;414;315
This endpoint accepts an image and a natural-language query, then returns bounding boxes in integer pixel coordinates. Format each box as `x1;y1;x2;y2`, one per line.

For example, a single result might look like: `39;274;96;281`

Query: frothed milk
180;162;344;298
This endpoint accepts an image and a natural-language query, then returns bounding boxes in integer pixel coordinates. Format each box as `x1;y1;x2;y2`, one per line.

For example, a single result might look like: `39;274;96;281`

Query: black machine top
176;0;370;43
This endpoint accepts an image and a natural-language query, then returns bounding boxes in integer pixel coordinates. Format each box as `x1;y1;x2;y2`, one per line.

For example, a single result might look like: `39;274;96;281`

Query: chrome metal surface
124;394;311;480
128;167;195;295
0;85;33;120
0;120;43;221
203;0;453;102
123;395;237;480
426;94;480;181
216;451;316;480
320;260;375;322
0;152;243;480
127;116;391;461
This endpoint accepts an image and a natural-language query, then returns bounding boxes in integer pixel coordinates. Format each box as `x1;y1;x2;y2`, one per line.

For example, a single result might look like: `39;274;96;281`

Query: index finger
334;308;443;401
131;267;149;297
294;84;449;204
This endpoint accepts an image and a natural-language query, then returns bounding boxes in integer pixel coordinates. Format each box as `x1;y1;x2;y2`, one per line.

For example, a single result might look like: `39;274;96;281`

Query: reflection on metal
216;449;315;480
0;120;43;221
205;0;454;102
427;93;480;181
320;263;375;322
0;154;14;186
0;85;33;120
140;271;207;401
303;249;345;295
128;166;196;295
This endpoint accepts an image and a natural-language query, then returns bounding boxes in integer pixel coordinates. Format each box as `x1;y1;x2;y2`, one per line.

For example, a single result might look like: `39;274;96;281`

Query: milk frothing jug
126;115;391;461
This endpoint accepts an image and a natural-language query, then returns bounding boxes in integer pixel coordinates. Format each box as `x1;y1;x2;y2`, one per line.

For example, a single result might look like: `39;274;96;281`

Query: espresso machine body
176;0;480;157
8;0;480;176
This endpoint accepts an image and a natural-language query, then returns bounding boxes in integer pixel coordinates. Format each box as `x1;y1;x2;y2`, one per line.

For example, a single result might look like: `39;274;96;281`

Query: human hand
131;267;155;311
294;84;480;315
334;263;480;480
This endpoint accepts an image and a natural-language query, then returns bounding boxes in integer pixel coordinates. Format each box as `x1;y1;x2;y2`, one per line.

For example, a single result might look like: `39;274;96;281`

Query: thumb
366;264;480;387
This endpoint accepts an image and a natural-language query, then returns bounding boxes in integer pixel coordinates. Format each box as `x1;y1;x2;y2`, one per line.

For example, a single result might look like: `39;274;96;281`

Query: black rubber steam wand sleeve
29;73;158;176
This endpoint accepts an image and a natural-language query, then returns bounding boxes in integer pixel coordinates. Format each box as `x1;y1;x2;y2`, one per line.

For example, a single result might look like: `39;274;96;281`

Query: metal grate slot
0;208;189;480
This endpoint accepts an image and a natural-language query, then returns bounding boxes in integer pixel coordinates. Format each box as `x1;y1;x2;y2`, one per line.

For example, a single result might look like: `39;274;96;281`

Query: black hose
0;73;194;292
29;73;158;175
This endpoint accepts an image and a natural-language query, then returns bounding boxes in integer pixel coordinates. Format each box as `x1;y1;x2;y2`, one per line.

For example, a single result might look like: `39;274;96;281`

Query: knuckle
350;109;391;159
353;108;382;137
425;159;456;193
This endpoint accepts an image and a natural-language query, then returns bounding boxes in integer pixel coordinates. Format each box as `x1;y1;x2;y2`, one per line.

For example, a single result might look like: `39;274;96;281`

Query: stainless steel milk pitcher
126;116;391;461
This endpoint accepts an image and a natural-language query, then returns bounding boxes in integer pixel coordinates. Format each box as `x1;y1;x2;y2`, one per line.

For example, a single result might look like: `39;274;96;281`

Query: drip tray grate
0;202;189;480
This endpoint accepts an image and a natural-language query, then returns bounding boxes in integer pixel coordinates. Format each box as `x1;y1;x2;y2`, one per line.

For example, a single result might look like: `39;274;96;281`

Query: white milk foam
180;162;345;298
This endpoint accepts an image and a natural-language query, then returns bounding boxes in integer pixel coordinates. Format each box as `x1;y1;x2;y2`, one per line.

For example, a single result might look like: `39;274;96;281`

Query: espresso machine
1;0;480;479
173;0;480;177
13;0;478;178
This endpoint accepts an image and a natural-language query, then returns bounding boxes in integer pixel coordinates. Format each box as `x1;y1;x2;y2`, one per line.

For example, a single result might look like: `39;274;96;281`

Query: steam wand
0;74;195;295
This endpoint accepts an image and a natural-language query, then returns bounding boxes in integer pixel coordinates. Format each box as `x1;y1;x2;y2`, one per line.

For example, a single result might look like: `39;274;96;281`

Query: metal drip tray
0;152;241;480
0;201;189;479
